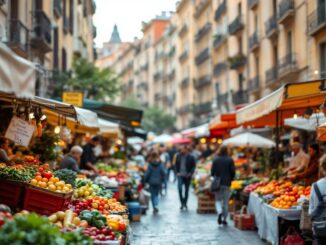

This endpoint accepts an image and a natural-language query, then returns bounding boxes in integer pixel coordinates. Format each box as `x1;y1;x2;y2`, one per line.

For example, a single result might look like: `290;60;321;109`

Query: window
254;14;258;32
238;73;244;90
273;45;278;65
53;27;59;70
320;42;326;78
62;48;67;72
255;56;259;76
238;36;242;53
69;0;74;33
287;31;292;54
273;0;277;15
238;2;242;15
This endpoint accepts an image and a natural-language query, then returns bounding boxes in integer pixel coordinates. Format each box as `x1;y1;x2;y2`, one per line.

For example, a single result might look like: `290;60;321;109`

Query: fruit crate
23;184;73;215
196;194;216;214
0;179;25;209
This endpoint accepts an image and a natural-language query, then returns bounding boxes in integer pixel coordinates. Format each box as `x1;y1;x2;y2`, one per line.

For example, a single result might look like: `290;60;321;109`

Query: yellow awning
236;80;326;127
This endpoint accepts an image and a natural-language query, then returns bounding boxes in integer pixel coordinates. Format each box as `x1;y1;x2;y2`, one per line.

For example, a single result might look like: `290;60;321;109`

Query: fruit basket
0;179;25;208
23;184;73;215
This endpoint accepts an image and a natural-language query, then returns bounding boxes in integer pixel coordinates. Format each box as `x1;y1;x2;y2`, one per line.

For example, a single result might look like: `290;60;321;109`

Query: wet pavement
130;181;264;245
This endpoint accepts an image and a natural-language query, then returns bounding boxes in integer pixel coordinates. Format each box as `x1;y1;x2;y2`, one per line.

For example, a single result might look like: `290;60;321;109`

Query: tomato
119;223;126;231
35;172;41;176
43;171;53;179
38;167;44;173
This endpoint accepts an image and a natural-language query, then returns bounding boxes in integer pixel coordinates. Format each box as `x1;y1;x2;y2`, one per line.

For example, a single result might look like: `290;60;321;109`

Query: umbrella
222;132;275;148
127;137;144;145
152;134;173;144
170;136;191;145
284;113;326;131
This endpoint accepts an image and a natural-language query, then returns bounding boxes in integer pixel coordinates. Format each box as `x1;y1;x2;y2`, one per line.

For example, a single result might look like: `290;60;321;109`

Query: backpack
311;183;326;237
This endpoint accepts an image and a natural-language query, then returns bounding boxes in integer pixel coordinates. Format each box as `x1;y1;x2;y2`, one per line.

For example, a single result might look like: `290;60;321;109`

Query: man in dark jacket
175;145;196;210
211;146;235;225
80;136;100;172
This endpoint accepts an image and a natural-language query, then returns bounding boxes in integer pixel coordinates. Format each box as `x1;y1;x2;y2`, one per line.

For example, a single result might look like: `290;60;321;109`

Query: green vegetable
0;166;36;183
0;213;91;245
75;179;92;188
94;220;105;229
79;210;107;229
55;169;77;187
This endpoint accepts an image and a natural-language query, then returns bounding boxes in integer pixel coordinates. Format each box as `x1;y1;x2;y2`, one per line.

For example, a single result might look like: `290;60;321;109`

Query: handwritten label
5;116;35;147
62;91;84;107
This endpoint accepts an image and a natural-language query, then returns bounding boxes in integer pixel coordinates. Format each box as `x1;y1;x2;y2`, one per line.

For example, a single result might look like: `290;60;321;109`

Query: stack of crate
196;194;216;214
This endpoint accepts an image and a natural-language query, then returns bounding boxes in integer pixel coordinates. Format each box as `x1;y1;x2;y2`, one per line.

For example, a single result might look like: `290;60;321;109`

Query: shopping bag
234;205;255;230
210;176;221;192
280;226;305;245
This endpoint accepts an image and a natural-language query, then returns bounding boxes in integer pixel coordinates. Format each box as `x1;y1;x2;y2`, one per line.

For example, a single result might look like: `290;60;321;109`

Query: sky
93;0;178;47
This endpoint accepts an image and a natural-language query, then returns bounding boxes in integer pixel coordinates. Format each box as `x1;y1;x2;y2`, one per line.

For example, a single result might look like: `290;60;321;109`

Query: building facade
109;0;326;130
0;0;96;97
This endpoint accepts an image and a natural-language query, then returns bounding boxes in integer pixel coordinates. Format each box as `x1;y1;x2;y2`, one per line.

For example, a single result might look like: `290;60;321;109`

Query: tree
52;56;121;101
120;97;176;134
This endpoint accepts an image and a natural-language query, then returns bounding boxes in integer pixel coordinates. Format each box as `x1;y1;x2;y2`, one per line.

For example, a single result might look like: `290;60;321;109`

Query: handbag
280;226;305;245
311;183;326;237
234;205;255;230
210;176;221;192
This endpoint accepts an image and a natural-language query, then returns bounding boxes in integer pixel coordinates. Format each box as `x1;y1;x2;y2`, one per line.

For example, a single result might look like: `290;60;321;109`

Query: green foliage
52;56;121;101
120;96;142;110
30;131;60;162
54;169;77;187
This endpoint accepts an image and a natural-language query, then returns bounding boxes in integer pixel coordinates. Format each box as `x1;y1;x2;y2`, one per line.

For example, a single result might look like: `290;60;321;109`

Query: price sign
5;116;35;147
62;91;84;107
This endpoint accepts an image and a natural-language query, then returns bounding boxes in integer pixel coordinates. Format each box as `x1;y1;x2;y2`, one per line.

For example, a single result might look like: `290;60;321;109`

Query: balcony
278;0;294;25
249;31;259;52
232;90;249;105
228;15;244;35
128;80;134;88
214;0;226;21
213;34;227;49
178;24;188;37
195;22;212;43
278;53;298;79
92;25;97;38
140;63;149;71
178;104;193;114
53;0;62;18
31;10;52;53
8;20;29;58
195;75;211;89
137;81;148;90
265;15;278;39
213;62;227;77
194;102;212;115
228;54;246;70
265;66;278;85
194;0;211;18
154;72;162;82
195;48;210;66
168;46;176;57
180;77;190;88
168;69;176;80
248;76;260;92
308;8;326;36
154;92;161;101
217;92;228;108
179;50;189;62
248;0;258;9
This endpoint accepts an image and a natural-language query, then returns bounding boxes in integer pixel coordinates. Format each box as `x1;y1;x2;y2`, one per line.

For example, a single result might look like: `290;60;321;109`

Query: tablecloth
248;193;301;245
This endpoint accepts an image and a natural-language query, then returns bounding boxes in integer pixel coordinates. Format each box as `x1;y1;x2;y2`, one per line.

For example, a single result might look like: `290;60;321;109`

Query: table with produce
0;158;131;245
245;180;311;245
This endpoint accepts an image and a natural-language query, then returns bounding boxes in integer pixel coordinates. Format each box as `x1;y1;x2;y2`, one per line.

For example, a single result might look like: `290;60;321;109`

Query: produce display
49;210;88;229
82;226;117;242
79;210;107;229
75;179;112;199
96;163;129;183
0;164;37;183
54;169;77;187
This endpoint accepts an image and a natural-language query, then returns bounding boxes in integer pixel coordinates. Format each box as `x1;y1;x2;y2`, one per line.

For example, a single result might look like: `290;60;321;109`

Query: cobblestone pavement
130;181;264;245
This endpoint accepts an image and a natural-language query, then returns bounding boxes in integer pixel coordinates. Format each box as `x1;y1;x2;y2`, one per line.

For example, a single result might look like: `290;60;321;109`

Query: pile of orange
271;195;298;209
30;176;73;193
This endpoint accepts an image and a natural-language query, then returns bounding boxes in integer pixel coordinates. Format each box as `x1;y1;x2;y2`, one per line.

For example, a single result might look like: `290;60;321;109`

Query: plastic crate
0;179;25;209
23;184;73;215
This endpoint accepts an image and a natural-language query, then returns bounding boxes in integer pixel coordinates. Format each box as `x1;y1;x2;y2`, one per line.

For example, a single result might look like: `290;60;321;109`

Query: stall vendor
286;142;310;176
0;137;13;164
59;145;83;173
80;136;100;172
291;143;321;186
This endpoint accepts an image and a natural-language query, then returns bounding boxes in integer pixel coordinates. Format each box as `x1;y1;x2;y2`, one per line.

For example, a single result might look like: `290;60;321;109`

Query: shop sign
62;91;84;107
5;116;35;147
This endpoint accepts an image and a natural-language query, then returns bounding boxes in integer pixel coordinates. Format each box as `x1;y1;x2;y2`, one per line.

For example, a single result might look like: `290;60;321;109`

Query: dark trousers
316;237;326;245
167;166;176;182
177;176;191;206
149;184;160;209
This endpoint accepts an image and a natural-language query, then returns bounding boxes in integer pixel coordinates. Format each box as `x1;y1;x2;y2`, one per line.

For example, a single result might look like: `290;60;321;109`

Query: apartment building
0;0;95;97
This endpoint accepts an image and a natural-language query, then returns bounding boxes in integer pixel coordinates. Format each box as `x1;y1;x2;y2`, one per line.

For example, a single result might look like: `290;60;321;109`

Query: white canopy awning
152;134;173;144
284;113;326;131
181;123;210;138
0;42;36;97
222;132;276;148
98;118;122;137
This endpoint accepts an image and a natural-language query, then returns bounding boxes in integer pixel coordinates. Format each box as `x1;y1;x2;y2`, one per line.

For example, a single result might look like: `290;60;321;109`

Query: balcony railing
178;104;193;114
217;92;228;108
195;22;212;42
31;10;52;53
178;24;188;37
195;75;211;88
213;62;227;77
213;34;226;49
8;20;29;57
53;0;62;18
168;46;176;57
278;53;297;78
249;31;259;51
248;76;260;92
180;77;190;87
232;90;248;105
195;48;210;66
179;50;189;62
153;72;162;82
278;0;294;24
228;54;246;69
214;0;226;21
154;93;161;101
140;63;148;71
137;81;148;90
248;0;258;9
308;8;326;36
265;66;278;85
168;69;176;80
194;102;212;114
228;15;244;35
265;15;278;38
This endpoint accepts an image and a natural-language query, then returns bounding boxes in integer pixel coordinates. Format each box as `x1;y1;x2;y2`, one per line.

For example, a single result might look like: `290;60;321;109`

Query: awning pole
275;110;280;169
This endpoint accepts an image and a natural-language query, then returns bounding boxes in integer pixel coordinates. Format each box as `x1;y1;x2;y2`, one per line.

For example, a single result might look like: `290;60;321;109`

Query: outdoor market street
130;182;264;245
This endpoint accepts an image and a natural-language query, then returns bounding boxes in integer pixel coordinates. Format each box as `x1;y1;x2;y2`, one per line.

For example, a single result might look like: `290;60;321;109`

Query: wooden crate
197;194;216;214
131;214;141;222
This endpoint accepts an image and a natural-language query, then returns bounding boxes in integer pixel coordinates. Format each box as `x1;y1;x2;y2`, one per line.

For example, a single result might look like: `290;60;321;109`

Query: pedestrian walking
175;145;196;210
160;146;170;195
309;154;326;245
145;151;166;214
211;146;235;225
167;145;177;182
